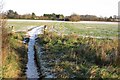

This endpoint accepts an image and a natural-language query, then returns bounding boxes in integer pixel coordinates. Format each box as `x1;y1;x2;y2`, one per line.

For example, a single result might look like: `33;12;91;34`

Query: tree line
4;10;119;22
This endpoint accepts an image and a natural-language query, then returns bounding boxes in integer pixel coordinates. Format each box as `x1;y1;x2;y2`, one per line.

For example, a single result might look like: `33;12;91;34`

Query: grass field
37;28;119;78
7;20;118;38
6;20;119;78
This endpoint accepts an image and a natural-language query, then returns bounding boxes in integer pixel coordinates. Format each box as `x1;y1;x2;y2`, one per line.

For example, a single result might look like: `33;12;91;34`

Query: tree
58;14;64;20
31;12;36;19
14;11;19;19
6;10;20;19
22;14;31;19
7;10;15;19
51;13;56;20
113;15;117;19
69;13;80;21
107;16;113;21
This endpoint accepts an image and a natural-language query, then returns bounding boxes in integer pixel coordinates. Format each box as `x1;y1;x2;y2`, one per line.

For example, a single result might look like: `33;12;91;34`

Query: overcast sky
2;0;120;17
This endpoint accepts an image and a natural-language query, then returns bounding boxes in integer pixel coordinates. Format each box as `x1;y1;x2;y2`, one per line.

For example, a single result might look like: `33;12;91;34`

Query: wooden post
44;25;46;35
11;26;15;33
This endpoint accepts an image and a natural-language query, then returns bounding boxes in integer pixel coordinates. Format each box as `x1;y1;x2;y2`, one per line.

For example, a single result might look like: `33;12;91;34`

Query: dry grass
0;3;9;78
0;2;28;79
2;32;28;78
37;30;119;78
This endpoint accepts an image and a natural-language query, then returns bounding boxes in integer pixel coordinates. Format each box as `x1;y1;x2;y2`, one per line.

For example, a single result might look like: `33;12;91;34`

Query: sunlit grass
2;32;27;78
37;30;119;78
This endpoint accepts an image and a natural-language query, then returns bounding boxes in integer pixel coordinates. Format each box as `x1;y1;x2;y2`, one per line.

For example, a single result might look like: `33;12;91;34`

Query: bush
69;13;80;22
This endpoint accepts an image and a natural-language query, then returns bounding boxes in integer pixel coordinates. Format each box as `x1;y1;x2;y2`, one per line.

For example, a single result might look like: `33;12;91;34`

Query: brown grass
2;33;28;78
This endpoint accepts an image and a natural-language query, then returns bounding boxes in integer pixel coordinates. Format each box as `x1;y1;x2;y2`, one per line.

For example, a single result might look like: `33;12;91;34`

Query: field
7;20;118;38
6;19;119;78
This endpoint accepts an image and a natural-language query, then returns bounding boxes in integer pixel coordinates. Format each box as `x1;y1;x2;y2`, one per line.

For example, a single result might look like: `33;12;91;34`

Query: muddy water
25;26;45;79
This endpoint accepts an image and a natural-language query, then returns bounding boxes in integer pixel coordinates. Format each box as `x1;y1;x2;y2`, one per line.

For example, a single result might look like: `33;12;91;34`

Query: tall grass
0;5;28;78
37;29;119;78
2;32;28;78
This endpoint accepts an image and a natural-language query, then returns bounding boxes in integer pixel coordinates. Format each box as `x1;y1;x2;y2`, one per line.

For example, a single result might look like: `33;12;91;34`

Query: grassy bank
2;32;28;78
37;30;119;79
